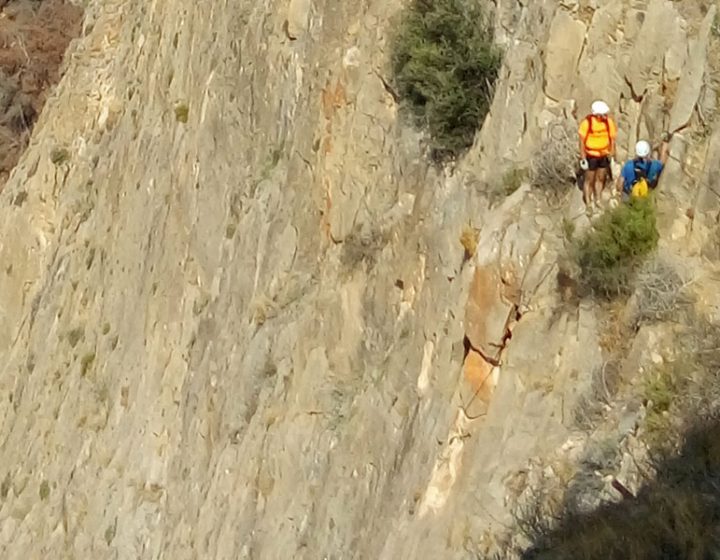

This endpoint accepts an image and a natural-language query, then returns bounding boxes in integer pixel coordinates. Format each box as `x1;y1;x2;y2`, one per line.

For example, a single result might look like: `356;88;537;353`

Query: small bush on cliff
460;224;479;260
391;0;502;162
501;166;528;196
575;198;659;298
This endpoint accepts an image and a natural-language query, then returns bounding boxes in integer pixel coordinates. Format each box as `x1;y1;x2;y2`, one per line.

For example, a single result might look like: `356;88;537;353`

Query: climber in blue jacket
614;134;671;201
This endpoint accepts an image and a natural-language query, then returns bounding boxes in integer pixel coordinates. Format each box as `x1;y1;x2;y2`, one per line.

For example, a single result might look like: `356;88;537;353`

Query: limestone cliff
0;0;719;558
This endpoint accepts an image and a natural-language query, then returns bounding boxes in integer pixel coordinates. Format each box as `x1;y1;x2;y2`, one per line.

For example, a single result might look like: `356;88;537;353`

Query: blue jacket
621;158;664;193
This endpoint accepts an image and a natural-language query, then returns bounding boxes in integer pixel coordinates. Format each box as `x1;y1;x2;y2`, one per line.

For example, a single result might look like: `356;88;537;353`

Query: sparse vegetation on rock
530;120;578;193
501;167;528;196
340;227;390;272
520;316;720;559
460;224;479;260
174;102;189;123
520;419;720;560
633;258;692;325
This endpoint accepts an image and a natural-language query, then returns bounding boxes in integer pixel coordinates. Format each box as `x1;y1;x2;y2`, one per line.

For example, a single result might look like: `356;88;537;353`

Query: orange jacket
578;115;617;157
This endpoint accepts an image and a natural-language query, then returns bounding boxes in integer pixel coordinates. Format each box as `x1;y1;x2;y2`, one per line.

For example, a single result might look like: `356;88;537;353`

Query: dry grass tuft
460;225;479;261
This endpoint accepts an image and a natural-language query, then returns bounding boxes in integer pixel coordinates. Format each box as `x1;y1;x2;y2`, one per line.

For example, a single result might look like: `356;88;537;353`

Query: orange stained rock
462;348;494;405
321;78;347;120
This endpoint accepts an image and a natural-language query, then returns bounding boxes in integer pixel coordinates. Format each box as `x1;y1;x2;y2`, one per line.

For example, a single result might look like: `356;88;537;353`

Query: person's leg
595;167;608;207
583;169;597;213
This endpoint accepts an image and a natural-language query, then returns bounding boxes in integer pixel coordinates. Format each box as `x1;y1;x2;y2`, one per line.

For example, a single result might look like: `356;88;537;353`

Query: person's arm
578;119;588;160
659;140;670;166
610;118;618;160
616;160;632;195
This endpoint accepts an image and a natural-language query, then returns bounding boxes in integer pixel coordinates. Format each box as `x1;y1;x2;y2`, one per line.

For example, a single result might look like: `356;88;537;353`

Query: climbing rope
460;366;494;421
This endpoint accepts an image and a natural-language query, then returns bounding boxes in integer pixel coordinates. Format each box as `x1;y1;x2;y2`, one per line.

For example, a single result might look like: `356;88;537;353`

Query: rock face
0;0;718;558
544;11;587;101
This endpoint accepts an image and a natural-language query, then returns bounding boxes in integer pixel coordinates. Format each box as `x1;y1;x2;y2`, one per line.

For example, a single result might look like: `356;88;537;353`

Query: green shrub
575;198;659;298
644;365;675;414
391;0;502;162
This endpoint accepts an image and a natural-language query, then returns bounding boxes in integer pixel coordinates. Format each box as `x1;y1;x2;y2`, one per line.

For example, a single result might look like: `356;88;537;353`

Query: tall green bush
391;0;502;162
575;198;659;298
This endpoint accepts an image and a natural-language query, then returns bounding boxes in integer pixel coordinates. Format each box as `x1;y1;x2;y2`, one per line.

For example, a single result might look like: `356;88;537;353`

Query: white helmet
635;140;651;158
591;100;610;115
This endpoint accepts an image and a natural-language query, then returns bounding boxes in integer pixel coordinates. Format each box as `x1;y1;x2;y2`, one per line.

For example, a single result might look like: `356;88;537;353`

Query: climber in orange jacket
578;100;617;216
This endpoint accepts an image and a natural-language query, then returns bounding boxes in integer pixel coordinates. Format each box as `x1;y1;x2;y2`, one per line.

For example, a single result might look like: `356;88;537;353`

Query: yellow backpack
630;159;651;198
631;177;649;198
